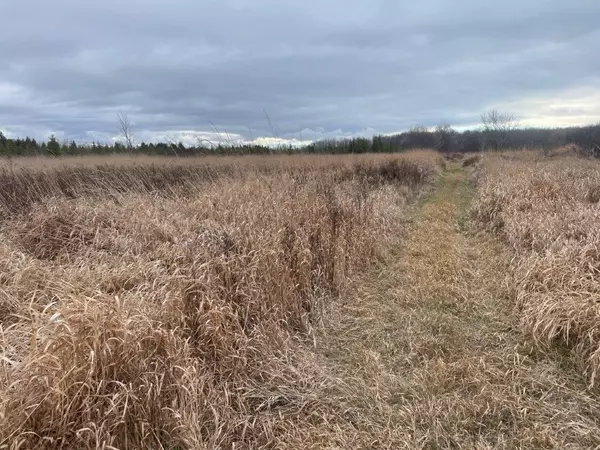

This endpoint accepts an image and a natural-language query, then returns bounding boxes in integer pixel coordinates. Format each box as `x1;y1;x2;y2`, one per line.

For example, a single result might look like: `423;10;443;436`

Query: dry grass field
308;156;600;449
0;152;440;449
475;149;600;387
2;149;600;449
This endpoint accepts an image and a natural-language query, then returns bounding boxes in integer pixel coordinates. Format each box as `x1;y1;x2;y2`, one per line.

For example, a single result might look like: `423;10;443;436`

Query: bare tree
480;109;520;150
117;112;135;151
435;124;455;153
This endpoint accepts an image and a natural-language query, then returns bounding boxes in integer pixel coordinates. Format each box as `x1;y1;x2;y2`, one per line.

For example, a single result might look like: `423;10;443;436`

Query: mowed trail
314;165;600;449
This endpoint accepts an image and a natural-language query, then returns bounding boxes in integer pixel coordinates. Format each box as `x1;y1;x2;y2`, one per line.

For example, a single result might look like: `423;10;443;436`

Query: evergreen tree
0;131;7;155
372;135;385;153
47;135;61;156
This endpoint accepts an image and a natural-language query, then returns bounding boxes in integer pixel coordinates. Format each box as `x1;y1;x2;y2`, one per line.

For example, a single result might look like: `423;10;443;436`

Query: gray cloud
1;0;600;143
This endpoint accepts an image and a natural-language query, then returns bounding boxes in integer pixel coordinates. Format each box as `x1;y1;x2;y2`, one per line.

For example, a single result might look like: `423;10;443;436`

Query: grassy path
315;165;600;449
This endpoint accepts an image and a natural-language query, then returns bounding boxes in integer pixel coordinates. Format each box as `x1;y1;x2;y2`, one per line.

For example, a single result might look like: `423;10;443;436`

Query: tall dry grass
0;153;433;215
0;152;440;449
474;150;600;387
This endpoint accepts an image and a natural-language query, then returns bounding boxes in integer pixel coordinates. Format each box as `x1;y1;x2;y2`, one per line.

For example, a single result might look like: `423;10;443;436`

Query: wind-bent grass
474;150;600;387
0;151;440;449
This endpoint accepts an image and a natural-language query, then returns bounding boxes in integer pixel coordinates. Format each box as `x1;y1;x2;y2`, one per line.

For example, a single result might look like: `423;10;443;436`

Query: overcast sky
1;0;599;145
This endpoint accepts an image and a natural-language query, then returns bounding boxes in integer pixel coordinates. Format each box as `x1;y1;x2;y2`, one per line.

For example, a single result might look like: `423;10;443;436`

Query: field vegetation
2;147;600;449
475;147;600;387
0;152;440;449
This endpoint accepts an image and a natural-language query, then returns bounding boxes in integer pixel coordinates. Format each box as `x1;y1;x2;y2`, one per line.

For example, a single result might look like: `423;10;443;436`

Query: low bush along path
315;164;600;449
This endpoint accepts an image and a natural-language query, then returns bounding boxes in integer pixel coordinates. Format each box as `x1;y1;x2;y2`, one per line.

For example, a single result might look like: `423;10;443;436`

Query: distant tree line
378;122;600;154
0;132;280;157
2;113;600;157
306;115;600;155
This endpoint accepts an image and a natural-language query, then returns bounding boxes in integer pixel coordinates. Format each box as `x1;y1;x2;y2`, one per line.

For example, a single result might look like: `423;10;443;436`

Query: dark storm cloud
1;0;599;142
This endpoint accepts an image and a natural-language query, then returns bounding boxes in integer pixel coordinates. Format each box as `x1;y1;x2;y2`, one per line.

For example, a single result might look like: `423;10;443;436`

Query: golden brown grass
474;150;600;387
308;166;600;449
0;153;433;215
0;151;440;449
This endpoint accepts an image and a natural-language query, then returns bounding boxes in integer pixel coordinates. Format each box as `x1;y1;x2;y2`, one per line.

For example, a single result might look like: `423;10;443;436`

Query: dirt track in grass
314;164;600;449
